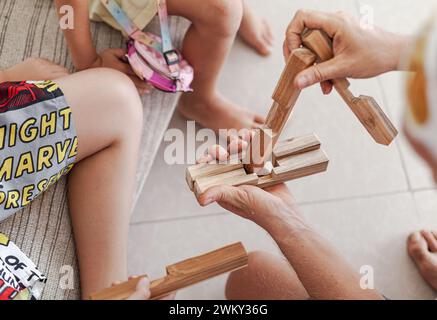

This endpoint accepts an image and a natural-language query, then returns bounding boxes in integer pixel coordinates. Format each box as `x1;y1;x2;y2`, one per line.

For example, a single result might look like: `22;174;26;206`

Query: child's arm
54;0;150;92
55;0;97;71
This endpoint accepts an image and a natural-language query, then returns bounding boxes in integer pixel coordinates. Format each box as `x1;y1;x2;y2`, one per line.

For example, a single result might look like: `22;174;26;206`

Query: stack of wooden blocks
187;133;329;197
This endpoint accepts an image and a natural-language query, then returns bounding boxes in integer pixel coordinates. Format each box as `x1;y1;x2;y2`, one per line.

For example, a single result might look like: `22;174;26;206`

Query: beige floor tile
131;113;224;223
299;192;436;299
414;189;437;229
128;214;280;300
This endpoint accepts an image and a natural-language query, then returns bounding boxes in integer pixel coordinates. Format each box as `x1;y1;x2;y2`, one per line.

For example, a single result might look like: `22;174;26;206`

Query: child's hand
197;129;253;164
91;48;152;95
125;277;151;300
1;58;69;82
111;276;177;300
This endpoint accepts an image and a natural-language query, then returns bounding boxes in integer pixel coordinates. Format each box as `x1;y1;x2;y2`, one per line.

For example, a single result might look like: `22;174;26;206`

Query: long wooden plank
273;133;321;160
186;162;243;190
257;150;329;189
301;29;398;146
270;48;317;123
89;243;248;300
274;149;329;175
194;168;247;194
194;172;259;197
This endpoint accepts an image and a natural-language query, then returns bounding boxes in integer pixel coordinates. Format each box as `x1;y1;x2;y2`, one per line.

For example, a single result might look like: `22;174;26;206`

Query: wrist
386;32;412;72
74;52;100;71
259;207;311;239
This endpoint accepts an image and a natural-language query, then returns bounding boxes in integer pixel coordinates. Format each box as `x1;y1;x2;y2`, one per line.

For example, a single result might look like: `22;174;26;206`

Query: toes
407;232;430;262
421;230;437;252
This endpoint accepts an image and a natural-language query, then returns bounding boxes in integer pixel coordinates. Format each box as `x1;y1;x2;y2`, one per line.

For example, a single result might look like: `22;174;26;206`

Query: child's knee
201;0;243;37
99;69;144;133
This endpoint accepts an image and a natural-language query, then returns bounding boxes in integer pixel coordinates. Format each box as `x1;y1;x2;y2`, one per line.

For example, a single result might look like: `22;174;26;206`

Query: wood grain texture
186;162;243;190
243;126;274;174
301;29;398;146
273;149;329;177
267;48;317;135
194;172;259;197
89;243;248;300
273;133;321;160
245;48;316;173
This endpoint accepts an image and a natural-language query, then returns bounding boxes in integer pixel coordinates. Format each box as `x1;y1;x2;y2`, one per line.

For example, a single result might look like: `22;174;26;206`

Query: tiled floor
129;0;437;299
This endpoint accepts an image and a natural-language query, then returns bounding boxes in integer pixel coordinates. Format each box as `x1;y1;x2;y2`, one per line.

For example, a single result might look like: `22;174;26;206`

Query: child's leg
239;0;274;56
167;0;264;132
55;69;143;298
226;251;309;300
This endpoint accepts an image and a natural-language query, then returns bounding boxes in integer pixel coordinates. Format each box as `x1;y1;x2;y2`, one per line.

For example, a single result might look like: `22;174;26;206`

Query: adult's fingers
286;10;341;52
294;56;344;89
198;184;249;213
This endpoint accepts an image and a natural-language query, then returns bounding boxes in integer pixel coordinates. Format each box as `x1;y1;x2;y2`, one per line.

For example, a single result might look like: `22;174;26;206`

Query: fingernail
296;75;309;88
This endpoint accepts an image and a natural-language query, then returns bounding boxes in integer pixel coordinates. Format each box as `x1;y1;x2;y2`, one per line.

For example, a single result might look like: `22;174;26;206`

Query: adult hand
91;48;152;95
284;10;409;94
1;58;69;82
198;183;308;232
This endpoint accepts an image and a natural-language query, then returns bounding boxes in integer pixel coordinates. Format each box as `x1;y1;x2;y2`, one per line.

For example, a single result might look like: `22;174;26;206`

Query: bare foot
407;230;437;291
239;9;274;56
178;93;264;132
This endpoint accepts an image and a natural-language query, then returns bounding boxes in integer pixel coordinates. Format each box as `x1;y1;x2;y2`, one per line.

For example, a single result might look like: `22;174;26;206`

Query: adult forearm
262;213;383;300
394;34;415;71
55;0;97;70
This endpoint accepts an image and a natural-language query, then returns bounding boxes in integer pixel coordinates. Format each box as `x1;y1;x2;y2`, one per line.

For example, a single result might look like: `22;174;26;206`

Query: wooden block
275;148;328;171
267;49;317;136
271;48;317;110
351;95;399;146
194;168;247;195
245;48;317;172
89;242;248;300
301;29;398;146
257;149;329;189
243;126;274;174
186;162;243;190
273;133;321;160
195;172;259;197
273;149;329;178
151;242;247;300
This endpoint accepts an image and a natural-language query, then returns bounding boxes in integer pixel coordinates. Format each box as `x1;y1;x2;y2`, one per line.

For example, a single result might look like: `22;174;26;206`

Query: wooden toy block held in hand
244;48;317;173
89;242;248;300
187;133;329;198
301;29;398;146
